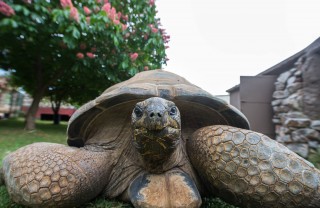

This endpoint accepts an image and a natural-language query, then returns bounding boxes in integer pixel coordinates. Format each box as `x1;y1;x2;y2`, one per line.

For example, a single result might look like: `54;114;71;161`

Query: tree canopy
0;0;169;129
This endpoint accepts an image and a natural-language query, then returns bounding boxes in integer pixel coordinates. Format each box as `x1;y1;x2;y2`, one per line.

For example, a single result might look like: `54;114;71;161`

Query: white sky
156;0;320;95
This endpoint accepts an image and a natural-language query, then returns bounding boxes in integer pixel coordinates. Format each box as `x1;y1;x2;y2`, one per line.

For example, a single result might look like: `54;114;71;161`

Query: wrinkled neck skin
133;127;181;173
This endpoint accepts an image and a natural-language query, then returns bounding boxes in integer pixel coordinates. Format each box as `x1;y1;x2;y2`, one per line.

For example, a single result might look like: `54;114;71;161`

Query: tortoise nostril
149;112;162;118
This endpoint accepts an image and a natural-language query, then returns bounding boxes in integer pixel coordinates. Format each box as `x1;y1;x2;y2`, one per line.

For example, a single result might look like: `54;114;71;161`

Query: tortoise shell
67;69;250;147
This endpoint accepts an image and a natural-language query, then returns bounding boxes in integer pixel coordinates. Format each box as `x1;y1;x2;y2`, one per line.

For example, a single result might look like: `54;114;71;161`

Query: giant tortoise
1;69;320;207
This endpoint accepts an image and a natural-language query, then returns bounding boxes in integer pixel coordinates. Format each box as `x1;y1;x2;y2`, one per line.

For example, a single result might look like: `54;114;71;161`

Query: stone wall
272;55;320;158
302;53;320;120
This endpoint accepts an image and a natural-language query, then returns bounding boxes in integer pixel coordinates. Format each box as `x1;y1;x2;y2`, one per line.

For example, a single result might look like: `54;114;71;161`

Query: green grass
0;118;237;208
308;148;320;169
0;118;68;167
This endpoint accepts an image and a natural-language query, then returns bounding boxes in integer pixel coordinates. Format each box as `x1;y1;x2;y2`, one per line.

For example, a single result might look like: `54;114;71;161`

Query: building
0;74;76;121
214;94;230;104
21;94;76;121
227;38;320;157
0;76;24;118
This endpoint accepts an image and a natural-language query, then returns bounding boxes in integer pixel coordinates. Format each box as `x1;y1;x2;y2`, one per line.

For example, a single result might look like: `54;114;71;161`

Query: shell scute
67;70;249;147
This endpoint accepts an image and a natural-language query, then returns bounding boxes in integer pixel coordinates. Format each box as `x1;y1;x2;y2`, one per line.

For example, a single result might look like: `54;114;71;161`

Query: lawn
0;118;237;208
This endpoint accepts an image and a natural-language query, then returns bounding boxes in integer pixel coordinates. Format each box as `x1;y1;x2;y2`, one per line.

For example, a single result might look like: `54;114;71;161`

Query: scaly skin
2;142;112;207
188;125;320;208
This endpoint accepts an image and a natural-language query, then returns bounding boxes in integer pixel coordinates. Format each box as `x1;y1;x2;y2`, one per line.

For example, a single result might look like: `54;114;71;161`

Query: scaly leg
187;125;320;208
2;142;112;207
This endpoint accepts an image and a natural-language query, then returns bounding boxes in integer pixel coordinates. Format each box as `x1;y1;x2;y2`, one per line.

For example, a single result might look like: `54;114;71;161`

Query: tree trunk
51;98;61;125
24;88;46;130
24;55;46;130
9;90;14;118
53;112;61;125
24;55;66;129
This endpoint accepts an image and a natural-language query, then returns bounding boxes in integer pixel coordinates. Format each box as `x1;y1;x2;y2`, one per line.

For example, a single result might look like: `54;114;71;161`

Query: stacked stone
272;60;320;158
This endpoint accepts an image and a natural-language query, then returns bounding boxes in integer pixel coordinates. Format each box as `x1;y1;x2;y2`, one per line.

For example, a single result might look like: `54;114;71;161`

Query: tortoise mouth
132;126;181;159
133;126;180;139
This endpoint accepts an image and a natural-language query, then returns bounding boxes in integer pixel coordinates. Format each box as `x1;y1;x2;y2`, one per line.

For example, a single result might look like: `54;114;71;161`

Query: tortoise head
131;97;181;170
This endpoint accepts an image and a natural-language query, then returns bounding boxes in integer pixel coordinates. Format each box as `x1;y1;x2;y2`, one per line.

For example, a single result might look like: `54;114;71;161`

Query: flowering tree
0;0;169;130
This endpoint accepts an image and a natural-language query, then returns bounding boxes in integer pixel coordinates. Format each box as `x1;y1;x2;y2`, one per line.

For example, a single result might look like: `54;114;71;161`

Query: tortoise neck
141;140;184;173
133;133;181;173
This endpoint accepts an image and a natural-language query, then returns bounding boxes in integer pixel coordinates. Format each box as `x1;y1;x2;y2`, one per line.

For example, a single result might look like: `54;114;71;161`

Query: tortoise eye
134;106;143;117
169;106;177;116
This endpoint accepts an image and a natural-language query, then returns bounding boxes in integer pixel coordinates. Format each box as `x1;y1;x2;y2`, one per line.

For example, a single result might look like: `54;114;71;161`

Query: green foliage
0;0;168;105
308;148;320;169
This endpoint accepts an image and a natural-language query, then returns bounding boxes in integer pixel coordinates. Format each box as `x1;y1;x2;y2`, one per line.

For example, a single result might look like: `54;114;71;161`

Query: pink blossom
121;24;127;31
70;7;79;23
104;0;109;3
102;3;111;13
149;24;158;33
113;19;120;25
117;12;122;18
130;53;138;61
103;4;121;26
151;27;158;33
162;34;170;43
122;14;128;21
86;16;90;24
86;52;95;58
60;0;73;8
96;0;102;3
144;66;149;71
76;52;84;59
83;6;91;15
109;7;116;20
0;1;15;17
149;0;155;6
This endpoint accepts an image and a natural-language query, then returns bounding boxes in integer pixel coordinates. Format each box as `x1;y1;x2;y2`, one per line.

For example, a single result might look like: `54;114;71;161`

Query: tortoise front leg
187;125;320;208
2;142;113;207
